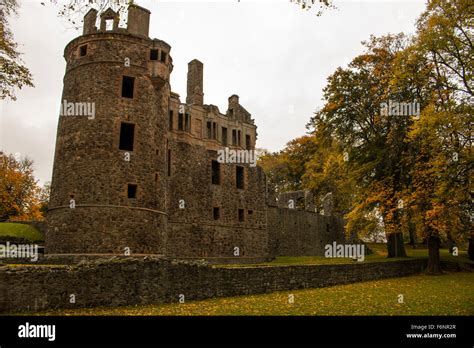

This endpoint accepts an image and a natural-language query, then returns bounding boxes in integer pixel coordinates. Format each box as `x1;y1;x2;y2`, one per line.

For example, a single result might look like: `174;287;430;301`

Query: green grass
30;272;474;316
0;223;44;242
215;243;472;268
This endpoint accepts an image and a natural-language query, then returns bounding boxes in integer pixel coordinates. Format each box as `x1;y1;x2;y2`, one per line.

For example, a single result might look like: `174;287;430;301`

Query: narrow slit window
236;166;244;189
150;49;159;60
122;76;135;99
127;184;137;199
232;129;237;146
212;160;220;185
222;127;228;145
178;113;184;130
246;135;251;150
169;110;173;131
207;121;212;139
185;113;190;132
212;123;217;140
119;122;135;151
213;207;220;220
238;209;245;222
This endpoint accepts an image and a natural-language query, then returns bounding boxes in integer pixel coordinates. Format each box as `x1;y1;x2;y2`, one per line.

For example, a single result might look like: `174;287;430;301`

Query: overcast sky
1;0;426;184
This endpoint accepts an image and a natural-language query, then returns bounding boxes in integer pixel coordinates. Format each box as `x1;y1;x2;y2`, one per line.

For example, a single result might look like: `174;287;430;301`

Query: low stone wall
0;257;433;313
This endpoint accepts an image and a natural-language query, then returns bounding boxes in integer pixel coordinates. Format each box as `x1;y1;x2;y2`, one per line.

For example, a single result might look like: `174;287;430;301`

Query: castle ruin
46;4;345;262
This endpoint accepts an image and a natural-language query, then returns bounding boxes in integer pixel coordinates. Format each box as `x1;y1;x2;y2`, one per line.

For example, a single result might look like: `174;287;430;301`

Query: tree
290;0;335;16
302;119;354;216
0;152;46;221
307;34;420;257
0;0;34;100
401;0;474;269
258;135;319;194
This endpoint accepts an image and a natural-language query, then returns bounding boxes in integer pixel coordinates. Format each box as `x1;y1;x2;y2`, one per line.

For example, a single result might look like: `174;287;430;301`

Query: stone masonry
45;4;345;261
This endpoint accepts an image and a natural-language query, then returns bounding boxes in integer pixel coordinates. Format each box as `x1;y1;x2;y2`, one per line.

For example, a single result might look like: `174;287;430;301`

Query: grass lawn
30;272;474;316
0;222;44;242
215;243;472;268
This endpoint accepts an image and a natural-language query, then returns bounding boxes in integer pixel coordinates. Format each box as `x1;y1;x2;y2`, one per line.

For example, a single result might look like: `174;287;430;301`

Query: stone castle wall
0;257;429;313
45;4;343;260
268;207;346;256
165;136;268;257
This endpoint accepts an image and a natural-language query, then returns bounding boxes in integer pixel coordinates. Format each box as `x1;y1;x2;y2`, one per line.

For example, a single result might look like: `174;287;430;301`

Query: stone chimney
127;4;150;37
186;59;204;105
83;9;98;35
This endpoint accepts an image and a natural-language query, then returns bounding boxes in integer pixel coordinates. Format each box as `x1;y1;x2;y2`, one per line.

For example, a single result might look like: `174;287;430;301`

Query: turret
46;4;170;255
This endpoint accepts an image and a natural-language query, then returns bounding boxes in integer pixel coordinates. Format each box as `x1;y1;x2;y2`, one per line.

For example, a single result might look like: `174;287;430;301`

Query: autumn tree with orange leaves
0;152;48;221
260;0;473;269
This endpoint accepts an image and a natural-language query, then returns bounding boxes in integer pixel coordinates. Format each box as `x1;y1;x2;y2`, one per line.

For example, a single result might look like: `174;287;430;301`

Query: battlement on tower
83;4;150;38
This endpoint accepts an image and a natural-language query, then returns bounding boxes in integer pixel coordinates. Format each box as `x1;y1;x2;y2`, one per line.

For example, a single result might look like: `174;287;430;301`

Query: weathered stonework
46;4;345;261
0;257;453;313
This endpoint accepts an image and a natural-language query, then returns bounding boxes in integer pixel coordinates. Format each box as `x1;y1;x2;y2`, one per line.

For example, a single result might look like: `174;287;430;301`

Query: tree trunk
387;232;407;257
446;231;456;254
408;221;417;249
426;235;442;274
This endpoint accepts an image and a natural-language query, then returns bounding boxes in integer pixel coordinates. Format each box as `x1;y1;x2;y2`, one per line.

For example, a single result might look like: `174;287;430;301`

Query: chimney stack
186;59;204;105
127;4;150;37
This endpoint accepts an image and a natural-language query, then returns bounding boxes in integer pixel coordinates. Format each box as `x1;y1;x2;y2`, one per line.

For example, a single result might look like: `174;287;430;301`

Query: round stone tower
46;4;172;254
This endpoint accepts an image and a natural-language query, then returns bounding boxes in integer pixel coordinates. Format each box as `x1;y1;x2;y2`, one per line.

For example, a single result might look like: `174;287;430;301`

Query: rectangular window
127;184;137;199
237;130;242;146
232;129;237;146
169;110;173;131
246;135;251;150
79;45;87;57
121;76;135;99
160;51;167;63
222;127;228;145
185;113;190;132
150;49;159;60
236;166;244;189
238;209;245;222
213;207;220;220
119;122;135;151
178;113;184;130
207;121;212;139
211;160;220;185
212;122;217;140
